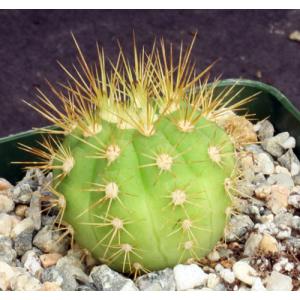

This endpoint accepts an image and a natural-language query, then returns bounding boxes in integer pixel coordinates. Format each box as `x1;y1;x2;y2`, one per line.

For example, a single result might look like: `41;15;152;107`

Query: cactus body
20;35;255;275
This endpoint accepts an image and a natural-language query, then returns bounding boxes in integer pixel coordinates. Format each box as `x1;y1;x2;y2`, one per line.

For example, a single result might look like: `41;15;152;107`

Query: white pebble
23;251;43;276
173;264;208;290
11;217;34;238
0;261;15;290
207;250;220;262
276;227;291;240
0;213;14;236
266;271;293;291
206;273;220;289
251;278;266;291
0;193;14;213
220;269;235;284
284;262;294;272
215;263;224;273
255;153;274;175
232;261;258;286
280;136;296;149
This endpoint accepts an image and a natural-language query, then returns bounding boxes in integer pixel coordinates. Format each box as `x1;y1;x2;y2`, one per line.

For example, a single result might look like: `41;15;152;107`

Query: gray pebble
90;264;138;291
267;173;294;189
0;236;17;265
245;144;264;154
135;268;175;291
33;225;69;254
27;191;42;230
278;149;300;176
12;183;32;204
41;266;64;286
255;152;274;175
225;215;254;242
14;230;33;256
257;120;274;140
266;271;293;291
0;191;14;213
288;194;300;208
77;283;97;291
274;212;294;227
261;132;289;157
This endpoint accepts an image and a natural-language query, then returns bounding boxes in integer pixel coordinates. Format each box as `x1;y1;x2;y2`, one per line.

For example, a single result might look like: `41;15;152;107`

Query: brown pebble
40;253;62;268
259;234;279;254
0;179;12;191
15;204;29;218
39;281;62;291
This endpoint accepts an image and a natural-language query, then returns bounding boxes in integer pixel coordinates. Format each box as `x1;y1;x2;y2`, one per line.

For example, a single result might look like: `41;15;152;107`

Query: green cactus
19;34;256;276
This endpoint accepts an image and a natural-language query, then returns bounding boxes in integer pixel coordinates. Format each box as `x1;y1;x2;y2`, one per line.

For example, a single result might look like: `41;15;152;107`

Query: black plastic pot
1;79;300;183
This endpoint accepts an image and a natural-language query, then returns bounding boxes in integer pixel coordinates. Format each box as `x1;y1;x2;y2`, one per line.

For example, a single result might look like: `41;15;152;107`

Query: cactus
19;34;256;276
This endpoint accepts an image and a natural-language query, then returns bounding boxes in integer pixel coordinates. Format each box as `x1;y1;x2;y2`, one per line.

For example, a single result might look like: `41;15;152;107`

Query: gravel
0;118;300;291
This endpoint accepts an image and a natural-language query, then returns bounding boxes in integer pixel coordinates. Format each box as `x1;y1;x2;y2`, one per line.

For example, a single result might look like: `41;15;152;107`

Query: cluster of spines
16;33;259;275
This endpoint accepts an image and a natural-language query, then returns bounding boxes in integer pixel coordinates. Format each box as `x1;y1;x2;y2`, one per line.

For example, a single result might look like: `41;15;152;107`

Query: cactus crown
18;34;257;275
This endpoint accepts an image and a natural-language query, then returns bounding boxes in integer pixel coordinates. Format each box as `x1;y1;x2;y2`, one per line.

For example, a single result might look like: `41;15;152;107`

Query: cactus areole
20;34;256;275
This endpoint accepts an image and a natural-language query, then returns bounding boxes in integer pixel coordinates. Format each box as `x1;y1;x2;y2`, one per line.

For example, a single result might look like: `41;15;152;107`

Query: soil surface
1;9;300;137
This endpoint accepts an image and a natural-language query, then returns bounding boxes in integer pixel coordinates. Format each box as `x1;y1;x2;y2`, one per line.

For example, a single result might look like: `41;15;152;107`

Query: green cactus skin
20;35;255;275
53;114;235;273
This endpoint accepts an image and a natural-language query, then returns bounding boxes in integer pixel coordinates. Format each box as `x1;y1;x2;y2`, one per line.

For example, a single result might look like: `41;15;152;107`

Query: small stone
0;236;16;265
39;281;62;291
259;234;279;254
266;271;293;291
254;152;274;175
41;267;64;286
0;261;15;290
268;173;294;189
257;120;274;140
291;216;300;230
11;217;35;238
274;212;294;227
262;133;289;157
0;192;14;213
232;261;258;286
206;273;220;289
251;278;266;290
266;185;290;214
77;283;97;291
254;184;272;200
174;264;208;290
207;249;220;262
220;269;235;284
278;149;300;176
90;265;138;291
15;204;29;218
288;194;300;208
0;213;14;237
0;178;13;191
135;268;175;291
280;136;296;149
27;191;41;230
14;231;33;256
225;215;254;242
243;233;263;256
245;144;264;154
276;226;291;240
12;183;32;204
275;165;290;175
40;253;63;268
10;271;42;291
284;262;294;272
33;225;69;254
22;250;43;276
57;266;89;291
